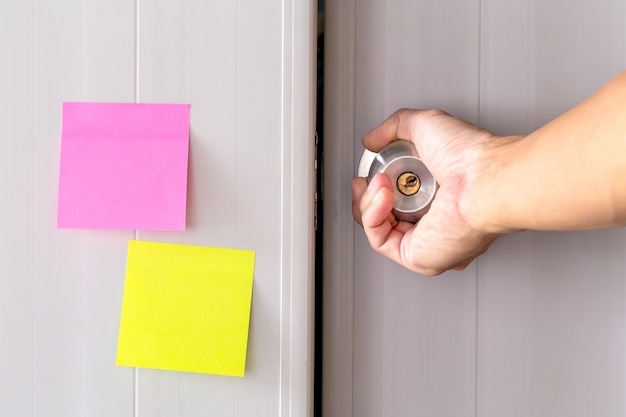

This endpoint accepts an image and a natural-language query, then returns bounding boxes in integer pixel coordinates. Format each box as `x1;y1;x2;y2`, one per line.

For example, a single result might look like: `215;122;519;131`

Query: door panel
0;0;315;416
324;0;626;415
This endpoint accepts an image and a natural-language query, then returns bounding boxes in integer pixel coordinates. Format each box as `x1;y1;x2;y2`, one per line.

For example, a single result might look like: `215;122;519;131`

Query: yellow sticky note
116;240;255;377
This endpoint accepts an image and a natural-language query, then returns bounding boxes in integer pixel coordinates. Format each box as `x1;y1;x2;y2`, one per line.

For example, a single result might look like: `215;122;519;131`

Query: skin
352;71;626;276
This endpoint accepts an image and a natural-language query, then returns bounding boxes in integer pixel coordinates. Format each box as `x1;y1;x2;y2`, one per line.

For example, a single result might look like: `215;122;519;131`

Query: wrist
460;134;527;235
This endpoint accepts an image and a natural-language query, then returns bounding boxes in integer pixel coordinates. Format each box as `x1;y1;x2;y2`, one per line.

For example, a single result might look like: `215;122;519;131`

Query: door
0;1;316;416
323;0;626;416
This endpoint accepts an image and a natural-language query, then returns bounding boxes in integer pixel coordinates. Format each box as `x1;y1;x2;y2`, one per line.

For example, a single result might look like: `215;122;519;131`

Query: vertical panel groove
377;2;386;416
476;1;483;414
133;0;139;416
234;0;239;258
278;0;287;411
134;0;140;103
475;261;481;417
31;1;37;415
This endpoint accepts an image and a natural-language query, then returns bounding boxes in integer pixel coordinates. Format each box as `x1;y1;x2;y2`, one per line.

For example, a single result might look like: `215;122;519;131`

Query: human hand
352;109;512;276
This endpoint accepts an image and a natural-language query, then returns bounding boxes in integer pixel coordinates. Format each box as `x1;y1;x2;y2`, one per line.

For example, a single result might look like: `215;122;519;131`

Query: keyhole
397;172;421;196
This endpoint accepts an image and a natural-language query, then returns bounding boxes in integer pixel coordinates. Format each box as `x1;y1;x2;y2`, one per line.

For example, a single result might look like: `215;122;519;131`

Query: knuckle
421;108;448;118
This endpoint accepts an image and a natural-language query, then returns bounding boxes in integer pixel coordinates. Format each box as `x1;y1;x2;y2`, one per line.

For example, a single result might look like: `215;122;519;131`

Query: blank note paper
116;240;255;377
57;102;190;230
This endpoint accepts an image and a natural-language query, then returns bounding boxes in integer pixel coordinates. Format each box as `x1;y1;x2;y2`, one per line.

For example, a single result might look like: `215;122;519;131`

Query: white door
0;1;316;416
323;0;626;416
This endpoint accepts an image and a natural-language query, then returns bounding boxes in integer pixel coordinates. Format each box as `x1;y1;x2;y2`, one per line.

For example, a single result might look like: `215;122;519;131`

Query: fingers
360;175;394;246
352;174;398;230
352;174;393;229
362;109;449;151
351;177;367;226
353;173;494;275
357;174;408;259
353;172;406;239
362;109;415;152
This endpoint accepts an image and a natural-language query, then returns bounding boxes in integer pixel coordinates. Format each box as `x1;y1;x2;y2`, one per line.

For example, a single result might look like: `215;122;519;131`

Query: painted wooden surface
0;0;316;416
324;0;626;416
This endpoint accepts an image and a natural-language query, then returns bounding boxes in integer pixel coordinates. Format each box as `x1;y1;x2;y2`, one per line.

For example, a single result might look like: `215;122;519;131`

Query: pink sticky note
57;102;190;230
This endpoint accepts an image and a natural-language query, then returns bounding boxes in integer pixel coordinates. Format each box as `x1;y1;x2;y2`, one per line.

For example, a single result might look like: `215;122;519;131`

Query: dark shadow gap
314;0;324;416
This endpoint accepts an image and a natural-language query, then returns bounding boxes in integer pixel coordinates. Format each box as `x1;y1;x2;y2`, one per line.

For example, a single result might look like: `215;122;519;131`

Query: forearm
466;71;626;233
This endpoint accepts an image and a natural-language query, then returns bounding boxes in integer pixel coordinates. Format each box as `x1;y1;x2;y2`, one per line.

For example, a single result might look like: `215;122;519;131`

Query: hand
352;109;511;276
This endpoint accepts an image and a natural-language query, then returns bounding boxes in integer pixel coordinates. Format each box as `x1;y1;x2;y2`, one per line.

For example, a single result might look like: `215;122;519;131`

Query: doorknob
357;140;437;223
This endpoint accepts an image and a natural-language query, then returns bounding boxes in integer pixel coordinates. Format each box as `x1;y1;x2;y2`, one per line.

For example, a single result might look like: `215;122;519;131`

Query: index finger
362;108;420;152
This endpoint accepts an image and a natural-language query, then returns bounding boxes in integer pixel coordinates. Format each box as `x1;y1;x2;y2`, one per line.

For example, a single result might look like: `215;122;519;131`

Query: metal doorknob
357;140;437;223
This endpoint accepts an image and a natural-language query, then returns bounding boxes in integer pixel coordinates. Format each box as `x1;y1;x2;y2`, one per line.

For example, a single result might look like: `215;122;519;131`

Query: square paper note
116;240;255;377
57;102;190;230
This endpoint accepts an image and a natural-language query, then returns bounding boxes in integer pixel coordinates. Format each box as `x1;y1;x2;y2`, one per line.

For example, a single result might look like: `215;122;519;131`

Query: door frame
322;0;357;415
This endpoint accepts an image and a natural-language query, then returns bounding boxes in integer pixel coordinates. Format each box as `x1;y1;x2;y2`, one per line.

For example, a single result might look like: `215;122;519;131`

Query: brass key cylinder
397;172;421;196
358;140;437;223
